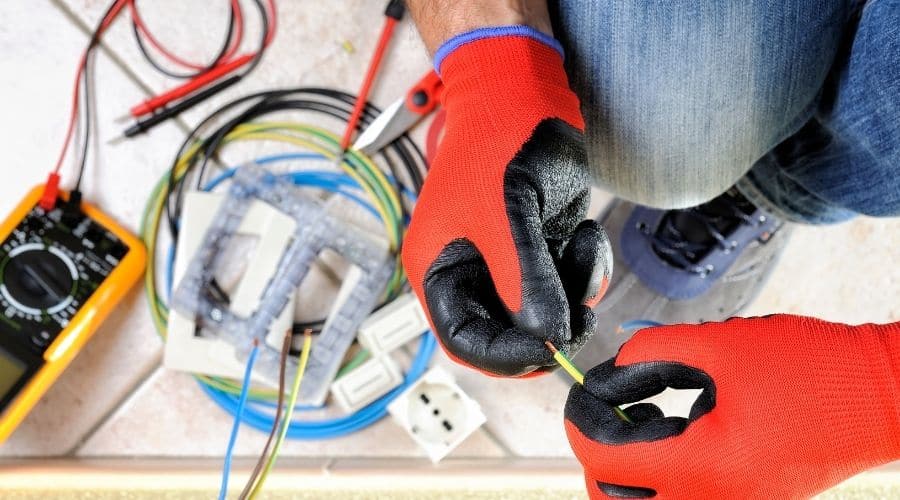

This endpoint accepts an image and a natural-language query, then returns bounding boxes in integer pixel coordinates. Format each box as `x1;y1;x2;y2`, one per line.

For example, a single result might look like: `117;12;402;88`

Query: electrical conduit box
163;192;296;385
357;293;429;355
171;165;394;406
329;292;430;413
330;355;403;413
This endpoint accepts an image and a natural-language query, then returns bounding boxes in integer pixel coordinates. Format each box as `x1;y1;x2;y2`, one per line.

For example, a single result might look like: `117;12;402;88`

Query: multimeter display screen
0;346;26;401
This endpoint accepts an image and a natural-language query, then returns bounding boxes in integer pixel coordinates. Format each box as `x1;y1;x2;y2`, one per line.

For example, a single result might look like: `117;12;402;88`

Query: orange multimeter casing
0;185;146;442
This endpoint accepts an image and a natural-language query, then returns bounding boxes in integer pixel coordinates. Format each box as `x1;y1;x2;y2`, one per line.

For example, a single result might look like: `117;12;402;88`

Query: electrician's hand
402;27;612;377
564;315;900;499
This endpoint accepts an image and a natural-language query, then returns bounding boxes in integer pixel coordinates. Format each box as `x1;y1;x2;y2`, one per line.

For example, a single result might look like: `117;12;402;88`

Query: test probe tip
107;133;128;146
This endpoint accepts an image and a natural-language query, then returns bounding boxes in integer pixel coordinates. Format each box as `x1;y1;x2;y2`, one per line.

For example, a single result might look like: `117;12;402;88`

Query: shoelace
640;197;760;276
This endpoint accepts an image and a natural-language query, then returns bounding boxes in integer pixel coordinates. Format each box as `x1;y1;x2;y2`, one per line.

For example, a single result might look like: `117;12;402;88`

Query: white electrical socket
357;293;429;355
387;367;486;463
330;355;403;413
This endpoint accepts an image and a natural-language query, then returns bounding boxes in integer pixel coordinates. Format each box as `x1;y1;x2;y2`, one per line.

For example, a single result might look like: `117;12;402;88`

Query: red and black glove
565;315;900;499
402;27;612;377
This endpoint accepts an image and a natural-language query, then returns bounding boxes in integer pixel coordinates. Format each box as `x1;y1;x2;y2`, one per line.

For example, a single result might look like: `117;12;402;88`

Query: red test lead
128;54;254;118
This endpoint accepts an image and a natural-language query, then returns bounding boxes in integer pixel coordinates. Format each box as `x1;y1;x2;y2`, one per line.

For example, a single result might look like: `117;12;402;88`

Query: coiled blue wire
168;153;435;440
619;319;664;332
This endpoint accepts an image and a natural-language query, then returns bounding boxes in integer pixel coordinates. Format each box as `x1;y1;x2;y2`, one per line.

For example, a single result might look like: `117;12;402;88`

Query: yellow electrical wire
545;341;632;423
247;330;313;499
545;341;585;384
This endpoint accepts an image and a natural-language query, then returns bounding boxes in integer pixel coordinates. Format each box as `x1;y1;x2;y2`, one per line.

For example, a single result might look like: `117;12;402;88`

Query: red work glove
402;26;612;377
565;315;900;499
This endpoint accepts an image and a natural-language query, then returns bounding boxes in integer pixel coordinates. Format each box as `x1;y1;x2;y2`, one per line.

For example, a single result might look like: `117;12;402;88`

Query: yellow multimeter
0;185;146;442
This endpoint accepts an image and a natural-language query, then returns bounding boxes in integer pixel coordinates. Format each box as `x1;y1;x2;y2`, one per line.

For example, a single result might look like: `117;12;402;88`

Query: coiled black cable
164;88;426;242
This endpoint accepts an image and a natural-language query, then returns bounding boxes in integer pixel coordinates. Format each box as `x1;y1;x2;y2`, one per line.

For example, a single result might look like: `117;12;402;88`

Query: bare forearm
406;0;553;55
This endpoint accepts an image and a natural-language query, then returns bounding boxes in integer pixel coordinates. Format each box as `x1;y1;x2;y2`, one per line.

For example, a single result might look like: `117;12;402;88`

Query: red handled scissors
353;70;443;155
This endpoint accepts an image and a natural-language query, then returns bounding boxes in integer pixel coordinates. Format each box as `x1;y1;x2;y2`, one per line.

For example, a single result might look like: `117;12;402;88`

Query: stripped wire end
545;341;633;423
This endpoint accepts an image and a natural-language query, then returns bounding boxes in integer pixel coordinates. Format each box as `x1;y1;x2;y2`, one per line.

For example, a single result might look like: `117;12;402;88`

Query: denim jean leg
737;0;900;224
550;0;854;210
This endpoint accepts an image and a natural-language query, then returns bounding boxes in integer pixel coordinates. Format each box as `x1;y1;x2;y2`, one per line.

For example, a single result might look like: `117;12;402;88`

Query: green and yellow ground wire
546;341;633;423
140;121;407;399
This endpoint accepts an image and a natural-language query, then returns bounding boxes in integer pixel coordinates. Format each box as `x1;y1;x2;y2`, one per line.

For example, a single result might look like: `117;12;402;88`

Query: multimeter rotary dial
0;204;125;351
0;243;78;316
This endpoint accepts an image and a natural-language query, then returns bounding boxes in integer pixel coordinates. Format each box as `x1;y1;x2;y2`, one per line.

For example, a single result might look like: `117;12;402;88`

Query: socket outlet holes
408;382;467;445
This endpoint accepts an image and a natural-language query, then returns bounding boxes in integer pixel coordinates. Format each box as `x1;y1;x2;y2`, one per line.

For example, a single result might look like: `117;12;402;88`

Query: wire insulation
545;341;633;423
240;329;291;498
48;0;275;203
218;343;260;500
248;330;313;499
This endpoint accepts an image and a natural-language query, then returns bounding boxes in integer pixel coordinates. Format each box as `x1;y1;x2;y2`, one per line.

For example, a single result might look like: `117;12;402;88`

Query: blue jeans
551;0;900;224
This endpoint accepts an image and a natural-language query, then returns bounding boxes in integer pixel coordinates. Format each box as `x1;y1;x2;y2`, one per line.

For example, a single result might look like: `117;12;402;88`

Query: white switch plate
163;192;297;386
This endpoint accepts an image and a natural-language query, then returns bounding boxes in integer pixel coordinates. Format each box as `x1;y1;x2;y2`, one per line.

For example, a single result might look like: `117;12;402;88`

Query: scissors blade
353;99;421;156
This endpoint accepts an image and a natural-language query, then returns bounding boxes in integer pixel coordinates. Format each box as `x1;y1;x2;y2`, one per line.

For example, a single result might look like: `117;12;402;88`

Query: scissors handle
405;70;444;116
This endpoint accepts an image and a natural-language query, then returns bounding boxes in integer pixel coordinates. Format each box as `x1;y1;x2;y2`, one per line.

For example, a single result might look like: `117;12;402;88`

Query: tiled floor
0;0;897;477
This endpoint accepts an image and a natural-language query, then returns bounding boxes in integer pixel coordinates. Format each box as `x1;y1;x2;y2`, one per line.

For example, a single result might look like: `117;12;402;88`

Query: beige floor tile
745;217;899;323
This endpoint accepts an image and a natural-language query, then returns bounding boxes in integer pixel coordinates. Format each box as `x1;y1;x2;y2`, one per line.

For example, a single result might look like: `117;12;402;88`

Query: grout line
478;426;519;458
63;355;164;457
48;0;195;136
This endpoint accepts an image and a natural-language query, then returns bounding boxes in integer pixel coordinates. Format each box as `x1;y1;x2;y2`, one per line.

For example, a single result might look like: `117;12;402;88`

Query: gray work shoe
572;189;790;368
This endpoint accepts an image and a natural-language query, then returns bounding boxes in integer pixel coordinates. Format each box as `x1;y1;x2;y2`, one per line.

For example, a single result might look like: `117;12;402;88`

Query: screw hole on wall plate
433;409;439;416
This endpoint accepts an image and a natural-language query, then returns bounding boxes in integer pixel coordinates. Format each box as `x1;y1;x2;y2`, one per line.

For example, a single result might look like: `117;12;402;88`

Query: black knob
4;249;74;310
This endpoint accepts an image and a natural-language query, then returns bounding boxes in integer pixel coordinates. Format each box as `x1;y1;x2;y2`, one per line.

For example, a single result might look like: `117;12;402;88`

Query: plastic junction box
329;292;430;413
388;366;486;463
330;355;403;413
357;293;429;355
164;192;296;386
171;165;394;405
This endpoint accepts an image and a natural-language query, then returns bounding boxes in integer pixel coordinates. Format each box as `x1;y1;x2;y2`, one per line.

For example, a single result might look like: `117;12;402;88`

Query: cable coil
141;88;433;439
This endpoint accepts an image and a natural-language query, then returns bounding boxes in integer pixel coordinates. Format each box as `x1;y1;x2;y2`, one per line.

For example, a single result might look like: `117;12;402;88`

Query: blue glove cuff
433;25;564;75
